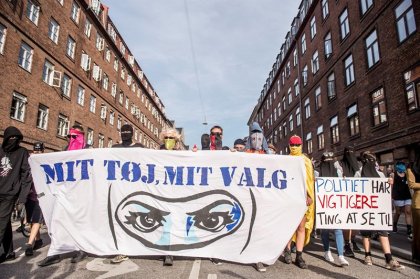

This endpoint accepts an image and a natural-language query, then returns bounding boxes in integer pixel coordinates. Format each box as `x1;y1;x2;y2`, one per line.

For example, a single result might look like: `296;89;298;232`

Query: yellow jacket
292;154;315;246
407;168;420;209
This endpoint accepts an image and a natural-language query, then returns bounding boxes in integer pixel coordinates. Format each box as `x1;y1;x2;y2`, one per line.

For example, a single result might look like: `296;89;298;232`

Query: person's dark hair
210;125;223;134
222;146;230;150
72;124;84;132
234;138;245;146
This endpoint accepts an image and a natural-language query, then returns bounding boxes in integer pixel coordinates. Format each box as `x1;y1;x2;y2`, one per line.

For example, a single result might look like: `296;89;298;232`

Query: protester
355;151;404;270
0;126;32;263
318;152;349;266
245;122;270;154
245;122;269;272
25;142;46;257
111;124;144;264
209;126;223;150
158;127;182;266
268;143;277;154
283;135;314;269
407;146;420;264
340;146;361;257
233;139;246;152
38;124;91;267
201;134;210;150
392;162;412;239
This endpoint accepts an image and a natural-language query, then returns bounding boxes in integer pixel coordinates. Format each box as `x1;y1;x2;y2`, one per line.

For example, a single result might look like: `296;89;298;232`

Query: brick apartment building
248;0;420;166
0;0;183;151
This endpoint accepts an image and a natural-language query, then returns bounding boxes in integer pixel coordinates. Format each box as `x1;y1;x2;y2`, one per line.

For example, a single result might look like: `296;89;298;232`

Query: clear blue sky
104;0;301;148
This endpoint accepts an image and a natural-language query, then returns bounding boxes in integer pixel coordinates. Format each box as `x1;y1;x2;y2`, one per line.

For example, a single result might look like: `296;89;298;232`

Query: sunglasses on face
290;144;301;147
164;136;175;140
67;134;79;139
211;132;222;136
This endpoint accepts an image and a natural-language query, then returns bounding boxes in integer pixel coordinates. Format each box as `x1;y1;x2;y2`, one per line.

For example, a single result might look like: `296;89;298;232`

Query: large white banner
29;148;308;264
315;177;392;230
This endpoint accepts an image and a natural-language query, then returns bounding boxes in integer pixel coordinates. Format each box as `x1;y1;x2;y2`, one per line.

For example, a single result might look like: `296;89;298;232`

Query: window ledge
371;122;388;132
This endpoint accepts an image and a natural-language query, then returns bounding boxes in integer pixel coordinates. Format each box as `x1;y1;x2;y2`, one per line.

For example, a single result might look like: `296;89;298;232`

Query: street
1;222;419;279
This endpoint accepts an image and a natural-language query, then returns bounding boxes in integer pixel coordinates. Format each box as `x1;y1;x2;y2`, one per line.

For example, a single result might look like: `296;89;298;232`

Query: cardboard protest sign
315;177;392;230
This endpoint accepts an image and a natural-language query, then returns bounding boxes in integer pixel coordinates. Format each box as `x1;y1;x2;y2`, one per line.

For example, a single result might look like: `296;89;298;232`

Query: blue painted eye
186;200;242;234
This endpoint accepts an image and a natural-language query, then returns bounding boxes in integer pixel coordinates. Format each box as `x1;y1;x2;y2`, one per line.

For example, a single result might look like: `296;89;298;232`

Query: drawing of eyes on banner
109;189;249;252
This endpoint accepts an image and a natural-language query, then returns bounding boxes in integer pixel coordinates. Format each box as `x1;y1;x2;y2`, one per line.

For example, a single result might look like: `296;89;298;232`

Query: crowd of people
0;123;419;274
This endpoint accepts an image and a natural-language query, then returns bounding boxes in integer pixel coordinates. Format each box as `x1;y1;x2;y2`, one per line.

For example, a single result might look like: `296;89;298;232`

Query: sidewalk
355;217;412;261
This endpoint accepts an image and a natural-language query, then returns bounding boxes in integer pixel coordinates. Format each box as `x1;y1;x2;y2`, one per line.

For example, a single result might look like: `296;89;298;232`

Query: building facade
248;0;420;165
0;0;183;151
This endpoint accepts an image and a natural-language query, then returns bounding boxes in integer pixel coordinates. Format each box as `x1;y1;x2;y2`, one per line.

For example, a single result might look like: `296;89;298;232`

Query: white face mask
250;132;263;150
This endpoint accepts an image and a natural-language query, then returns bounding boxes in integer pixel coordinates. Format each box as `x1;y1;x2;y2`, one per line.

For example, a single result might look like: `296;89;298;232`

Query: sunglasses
67;134;79;139
164;136;175;140
290;144;301;147
211;132;222;136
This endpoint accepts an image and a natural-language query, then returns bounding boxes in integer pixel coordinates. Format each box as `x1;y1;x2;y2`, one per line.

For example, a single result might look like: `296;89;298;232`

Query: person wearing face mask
245;122;270;155
407;145;420;264
201;134;210;150
110;124;144;265
355;151;404;270
209;126;223;151
243;123;269;272
63;124;92;151
0;126;32;264
282;135;314;269
391;162;412;239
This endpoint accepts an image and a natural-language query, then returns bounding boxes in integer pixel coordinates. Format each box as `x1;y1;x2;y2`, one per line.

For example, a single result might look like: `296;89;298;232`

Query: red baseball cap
289;135;302;145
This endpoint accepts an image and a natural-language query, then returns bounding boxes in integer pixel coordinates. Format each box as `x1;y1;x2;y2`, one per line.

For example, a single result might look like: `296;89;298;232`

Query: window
360;0;373;15
36;104;49;130
80;51;91;71
105;47;111;62
42;60;54;84
26;0;40;25
294;79;299;96
121;67;125;80
282;96;286;111
114;57;119;71
96;33;104;51
108;138;113;148
317;125;324;150
70;1;80;24
10;92;27;121
117;117;122;130
109;111;115;125
395;0;416;43
102;73;109;90
89;95;96;113
87;128;94;145
57;114;69;137
100;105;107;120
304;98;311;119
301;34;307;54
315;87;322;110
327;72;336;100
119;92;124;104
312;51;319;74
340;9;350;39
366;30;380;68
330;115;339;144
77;85;85;106
302;65;308;86
310;16;316;39
111;82;117;97
61;74;72;97
286;62;291;77
48;18;60;44
98;134;104;148
18;42;33;72
322;0;329;19
84;19;92;38
0;24;6;54
283;122;288;137
371;87;388;125
324;32;332;59
289;114;294;131
306;133;313;154
66;36;76;59
296;108;301;127
347;104;360;136
288;88;292;104
125;96;130;110
293;49;298;66
405;71;420;111
344;54;355;86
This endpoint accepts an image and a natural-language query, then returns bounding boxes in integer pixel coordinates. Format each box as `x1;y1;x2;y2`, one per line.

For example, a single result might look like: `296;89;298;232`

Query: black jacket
0;127;32;203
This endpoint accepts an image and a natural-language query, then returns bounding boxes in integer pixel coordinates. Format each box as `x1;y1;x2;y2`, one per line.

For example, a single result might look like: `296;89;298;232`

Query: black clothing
341;148;359;177
25;199;44;224
112;143;144;148
319;161;338;177
1;126;23;152
201;134;210;150
361;161;380;178
392;174;411;201
0;128;32;203
0;197;16;256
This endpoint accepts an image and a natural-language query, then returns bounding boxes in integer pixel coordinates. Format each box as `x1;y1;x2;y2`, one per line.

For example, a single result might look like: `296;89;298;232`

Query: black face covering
342;148;359;177
3;138;20;152
120;125;133;147
319;159;338;177
201;134;210;150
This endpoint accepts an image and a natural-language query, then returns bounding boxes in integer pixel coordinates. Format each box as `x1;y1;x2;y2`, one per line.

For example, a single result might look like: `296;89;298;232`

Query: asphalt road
1;223;419;279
